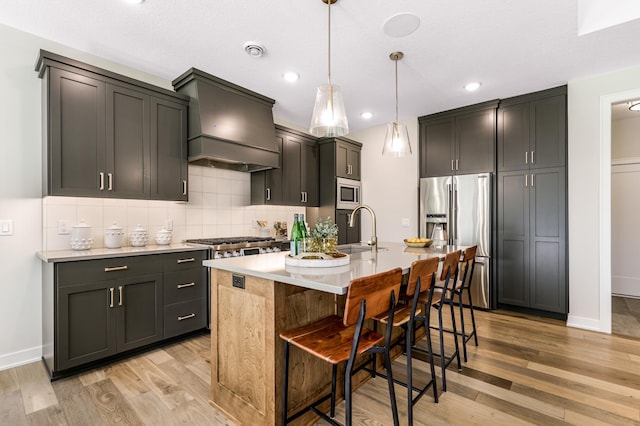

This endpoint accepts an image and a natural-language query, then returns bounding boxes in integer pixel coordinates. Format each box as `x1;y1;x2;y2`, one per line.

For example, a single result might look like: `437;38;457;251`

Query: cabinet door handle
177;282;196;289
266;187;271;201
177;258;195;264
104;265;128;272
451;160;455;171
178;313;196;321
456;159;459;170
525;151;528;164
109;287;115;308
118;285;123;306
107;173;113;191
531;150;534;164
99;172;105;190
525;174;528;187
531;173;534;187
182;180;187;196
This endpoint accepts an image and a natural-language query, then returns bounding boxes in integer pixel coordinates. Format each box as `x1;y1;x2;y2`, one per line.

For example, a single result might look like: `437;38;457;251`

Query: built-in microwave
336;177;361;210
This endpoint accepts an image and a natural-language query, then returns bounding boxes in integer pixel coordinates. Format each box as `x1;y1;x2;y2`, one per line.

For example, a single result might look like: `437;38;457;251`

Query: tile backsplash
42;165;305;251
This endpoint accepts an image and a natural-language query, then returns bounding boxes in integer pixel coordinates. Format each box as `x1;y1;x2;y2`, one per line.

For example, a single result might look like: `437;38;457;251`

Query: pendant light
309;0;349;137
382;51;412;157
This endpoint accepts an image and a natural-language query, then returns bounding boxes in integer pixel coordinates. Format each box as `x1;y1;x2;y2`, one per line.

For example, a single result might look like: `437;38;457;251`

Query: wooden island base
210;269;382;425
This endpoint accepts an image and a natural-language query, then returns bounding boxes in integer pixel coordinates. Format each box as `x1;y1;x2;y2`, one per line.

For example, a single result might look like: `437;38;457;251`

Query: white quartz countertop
203;242;465;295
37;243;208;263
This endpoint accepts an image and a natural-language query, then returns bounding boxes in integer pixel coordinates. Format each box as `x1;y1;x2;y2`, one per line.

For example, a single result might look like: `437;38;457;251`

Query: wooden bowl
403;239;432;248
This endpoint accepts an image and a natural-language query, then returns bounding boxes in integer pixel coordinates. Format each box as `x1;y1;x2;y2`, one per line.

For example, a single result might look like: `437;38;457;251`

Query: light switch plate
57;219;72;235
0;219;13;236
401;218;410;227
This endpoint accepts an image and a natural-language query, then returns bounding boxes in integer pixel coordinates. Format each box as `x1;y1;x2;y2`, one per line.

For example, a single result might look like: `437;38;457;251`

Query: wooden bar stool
429;250;462;392
453;245;479;362
280;268;403;426
376;257;440;426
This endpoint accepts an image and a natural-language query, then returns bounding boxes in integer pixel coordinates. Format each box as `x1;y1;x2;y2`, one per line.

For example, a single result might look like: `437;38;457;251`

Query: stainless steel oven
336;177;361;209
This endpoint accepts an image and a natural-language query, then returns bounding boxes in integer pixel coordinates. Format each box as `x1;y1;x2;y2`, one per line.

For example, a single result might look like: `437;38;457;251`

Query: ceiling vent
244;42;266;58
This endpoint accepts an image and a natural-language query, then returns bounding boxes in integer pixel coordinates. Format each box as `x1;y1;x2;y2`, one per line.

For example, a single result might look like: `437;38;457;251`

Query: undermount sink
337;244;388;254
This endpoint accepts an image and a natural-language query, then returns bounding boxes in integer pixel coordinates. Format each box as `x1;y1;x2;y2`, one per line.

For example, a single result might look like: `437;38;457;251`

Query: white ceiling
2;0;640;132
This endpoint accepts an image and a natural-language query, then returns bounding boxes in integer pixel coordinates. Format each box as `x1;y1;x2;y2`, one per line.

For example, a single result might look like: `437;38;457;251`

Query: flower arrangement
309;217;338;254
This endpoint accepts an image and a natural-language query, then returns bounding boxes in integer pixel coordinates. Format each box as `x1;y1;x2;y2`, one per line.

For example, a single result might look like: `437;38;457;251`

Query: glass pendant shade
309;83;349;137
382;121;412;157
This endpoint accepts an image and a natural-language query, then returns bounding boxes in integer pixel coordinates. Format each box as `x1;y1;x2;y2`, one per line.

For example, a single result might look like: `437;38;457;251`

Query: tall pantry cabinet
497;86;568;315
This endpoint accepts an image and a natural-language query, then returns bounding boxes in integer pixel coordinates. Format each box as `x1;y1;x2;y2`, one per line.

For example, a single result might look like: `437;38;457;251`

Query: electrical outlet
401;218;410;228
57;220;72;235
165;219;173;231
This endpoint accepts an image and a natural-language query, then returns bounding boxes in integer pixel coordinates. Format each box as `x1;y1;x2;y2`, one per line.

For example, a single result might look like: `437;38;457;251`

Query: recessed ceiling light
628;100;640;111
361;112;373;120
464;81;482;92
283;72;299;82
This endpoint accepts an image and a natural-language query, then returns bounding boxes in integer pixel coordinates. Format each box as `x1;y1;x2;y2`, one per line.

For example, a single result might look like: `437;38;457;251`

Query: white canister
104;222;124;249
130;224;148;247
70;220;93;251
155;227;172;245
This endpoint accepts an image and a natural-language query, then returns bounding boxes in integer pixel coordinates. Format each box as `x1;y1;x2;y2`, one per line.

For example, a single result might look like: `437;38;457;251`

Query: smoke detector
244;42;266;58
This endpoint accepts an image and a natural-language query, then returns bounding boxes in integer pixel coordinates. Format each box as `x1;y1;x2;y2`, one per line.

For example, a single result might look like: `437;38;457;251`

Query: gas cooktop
184;236;281;258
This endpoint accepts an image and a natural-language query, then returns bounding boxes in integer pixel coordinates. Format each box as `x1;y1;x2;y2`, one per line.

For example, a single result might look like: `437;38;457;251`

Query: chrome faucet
349;204;377;249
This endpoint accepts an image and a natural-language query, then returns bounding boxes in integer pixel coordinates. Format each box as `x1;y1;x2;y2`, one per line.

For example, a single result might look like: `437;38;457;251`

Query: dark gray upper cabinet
36;50;189;201
150;97;188;201
251;126;318;206
419;100;498;177
498;86;566;172
335;139;361;179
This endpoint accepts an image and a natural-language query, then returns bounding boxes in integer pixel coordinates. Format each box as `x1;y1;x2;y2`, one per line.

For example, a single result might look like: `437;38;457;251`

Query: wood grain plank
105;361;150;399
0;368;19;395
85;378;143;425
25;405;68;426
15;362;58;414
0;390;27;426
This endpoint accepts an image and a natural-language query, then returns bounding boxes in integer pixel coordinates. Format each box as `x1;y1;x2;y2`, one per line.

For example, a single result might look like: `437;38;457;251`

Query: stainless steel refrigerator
419;173;492;309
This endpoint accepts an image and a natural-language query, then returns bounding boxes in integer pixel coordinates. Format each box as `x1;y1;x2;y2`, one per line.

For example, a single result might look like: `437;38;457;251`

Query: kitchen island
204;242;462;425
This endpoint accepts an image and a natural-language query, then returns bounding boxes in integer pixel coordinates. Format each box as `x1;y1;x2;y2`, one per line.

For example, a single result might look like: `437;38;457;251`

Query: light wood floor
2;310;640;425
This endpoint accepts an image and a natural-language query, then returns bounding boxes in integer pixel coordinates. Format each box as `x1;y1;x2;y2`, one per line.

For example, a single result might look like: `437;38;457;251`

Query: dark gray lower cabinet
498;167;566;313
46;250;207;377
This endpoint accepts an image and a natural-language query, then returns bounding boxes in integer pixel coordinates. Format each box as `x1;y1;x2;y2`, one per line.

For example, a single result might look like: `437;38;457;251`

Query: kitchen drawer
163;250;207;272
56;255;160;287
164;298;207;338
164;269;206;305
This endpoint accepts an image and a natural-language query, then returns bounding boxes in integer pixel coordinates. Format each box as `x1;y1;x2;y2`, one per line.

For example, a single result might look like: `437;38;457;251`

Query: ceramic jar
70;220;92;251
130;224;148;247
155;227;172;245
104;222;124;249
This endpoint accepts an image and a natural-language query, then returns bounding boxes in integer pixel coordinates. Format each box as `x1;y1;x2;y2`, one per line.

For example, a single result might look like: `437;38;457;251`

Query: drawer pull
178;313;196;321
105;265;128;272
177;258;195;264
177;282;196;289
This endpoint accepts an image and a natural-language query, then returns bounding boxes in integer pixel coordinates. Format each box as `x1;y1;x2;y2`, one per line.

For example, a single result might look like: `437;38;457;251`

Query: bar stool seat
280;268;403;426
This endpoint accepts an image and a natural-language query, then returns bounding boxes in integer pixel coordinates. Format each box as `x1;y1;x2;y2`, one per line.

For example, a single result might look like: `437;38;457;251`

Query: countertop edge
37;244;209;263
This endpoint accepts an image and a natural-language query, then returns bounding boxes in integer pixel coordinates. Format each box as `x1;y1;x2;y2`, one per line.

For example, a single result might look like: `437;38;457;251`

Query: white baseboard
566;315;605;333
0;345;42;372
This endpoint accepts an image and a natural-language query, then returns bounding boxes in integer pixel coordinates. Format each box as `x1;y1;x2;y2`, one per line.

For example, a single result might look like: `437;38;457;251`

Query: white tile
148;207;167;226
231;194;246;207
186;225;203;239
172;225;186;242
188;164;204;176
202;208;218;225
229;224;244;236
231;179;245;195
103;198;124;207
189;174;203;193
202;193;217;208
46;204;76;227
202;224;218;236
103;206;128;228
231;208;244;225
148;200;168;208
77;205;103;228
201;167;218;178
76;197;104;207
168;203;186;227
217;209;231;225
43;196;76;206
127;206;149;228
186;208;203;226
126;199;149;208
218;193;231;209
187;192;203;206
91;226;104;249
202;176;218;193
218;179;232;195
46;227;71;251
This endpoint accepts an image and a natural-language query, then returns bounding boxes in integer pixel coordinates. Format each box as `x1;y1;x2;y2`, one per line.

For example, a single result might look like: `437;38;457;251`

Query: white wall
612;116;640;159
0;23;303;370
348;118;419;243
567;65;640;332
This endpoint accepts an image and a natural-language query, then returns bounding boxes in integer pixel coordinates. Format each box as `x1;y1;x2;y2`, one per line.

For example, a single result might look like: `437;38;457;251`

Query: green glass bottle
290;213;301;256
299;213;308;238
